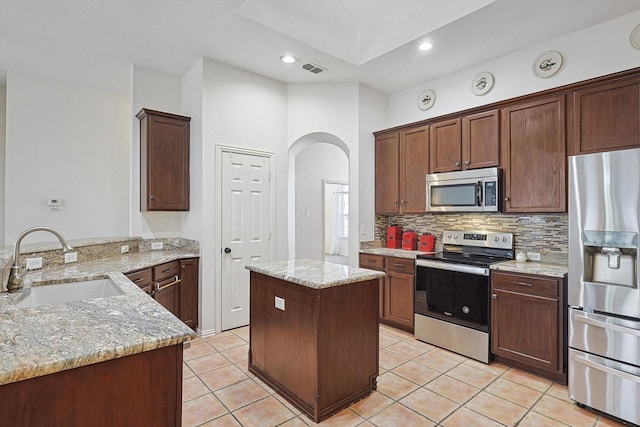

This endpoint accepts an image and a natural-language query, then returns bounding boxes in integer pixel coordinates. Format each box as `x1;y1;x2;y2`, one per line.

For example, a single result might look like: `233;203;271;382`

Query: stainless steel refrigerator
569;148;640;425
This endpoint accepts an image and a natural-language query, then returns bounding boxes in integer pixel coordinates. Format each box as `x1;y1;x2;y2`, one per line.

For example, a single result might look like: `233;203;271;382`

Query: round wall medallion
471;72;494;96
417;89;436;110
631;24;640;49
532;51;563;78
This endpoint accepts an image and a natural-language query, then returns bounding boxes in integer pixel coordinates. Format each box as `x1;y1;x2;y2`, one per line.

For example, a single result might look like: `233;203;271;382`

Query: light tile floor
182;324;628;427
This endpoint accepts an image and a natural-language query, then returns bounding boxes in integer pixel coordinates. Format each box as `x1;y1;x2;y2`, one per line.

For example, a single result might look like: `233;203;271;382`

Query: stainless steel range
415;230;513;363
569;149;640;426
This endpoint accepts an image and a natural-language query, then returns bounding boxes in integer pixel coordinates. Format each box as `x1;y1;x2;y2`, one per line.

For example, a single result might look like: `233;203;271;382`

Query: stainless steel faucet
6;226;74;292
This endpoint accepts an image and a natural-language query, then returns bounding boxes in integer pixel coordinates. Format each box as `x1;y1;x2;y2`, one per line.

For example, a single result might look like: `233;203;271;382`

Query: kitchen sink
14;278;124;308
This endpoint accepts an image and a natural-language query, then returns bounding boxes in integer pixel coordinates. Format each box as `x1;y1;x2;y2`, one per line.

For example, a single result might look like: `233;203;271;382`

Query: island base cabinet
0;344;183;427
248;272;379;423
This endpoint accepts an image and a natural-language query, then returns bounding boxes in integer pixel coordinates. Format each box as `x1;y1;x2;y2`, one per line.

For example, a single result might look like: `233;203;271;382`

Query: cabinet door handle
395;201;399;205
513;280;533;287
150;195;155;200
464;160;470;165
504;197;510;201
455;161;460;167
393;263;405;267
492;294;497;299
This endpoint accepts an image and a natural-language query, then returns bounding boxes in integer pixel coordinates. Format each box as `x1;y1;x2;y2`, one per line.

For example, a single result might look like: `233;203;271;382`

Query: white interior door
221;151;271;330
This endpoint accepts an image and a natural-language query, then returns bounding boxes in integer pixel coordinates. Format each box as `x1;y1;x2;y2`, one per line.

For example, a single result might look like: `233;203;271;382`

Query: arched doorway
288;133;349;263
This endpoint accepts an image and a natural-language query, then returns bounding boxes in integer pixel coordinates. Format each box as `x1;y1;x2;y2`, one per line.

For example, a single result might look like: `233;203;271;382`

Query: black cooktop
417;246;513;268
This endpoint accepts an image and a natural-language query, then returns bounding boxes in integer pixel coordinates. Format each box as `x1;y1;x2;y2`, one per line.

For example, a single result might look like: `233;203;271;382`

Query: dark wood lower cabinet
491;270;567;384
0;344;183;427
359;253;415;332
180;258;199;330
248;271;379;423
125;257;199;331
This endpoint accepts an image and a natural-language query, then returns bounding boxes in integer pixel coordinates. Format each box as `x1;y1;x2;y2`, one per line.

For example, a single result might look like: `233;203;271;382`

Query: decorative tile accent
373;213;568;263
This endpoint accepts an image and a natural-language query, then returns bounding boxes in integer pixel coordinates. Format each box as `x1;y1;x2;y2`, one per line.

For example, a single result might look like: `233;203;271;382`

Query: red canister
402;230;418;250
387;225;403;249
419;233;436;253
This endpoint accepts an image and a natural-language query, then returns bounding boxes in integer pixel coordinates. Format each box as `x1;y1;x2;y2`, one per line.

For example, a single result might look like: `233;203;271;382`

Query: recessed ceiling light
280;55;298;64
418;42;434;51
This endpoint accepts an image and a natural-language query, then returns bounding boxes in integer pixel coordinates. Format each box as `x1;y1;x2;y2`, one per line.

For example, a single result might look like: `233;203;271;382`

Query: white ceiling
1;0;640;94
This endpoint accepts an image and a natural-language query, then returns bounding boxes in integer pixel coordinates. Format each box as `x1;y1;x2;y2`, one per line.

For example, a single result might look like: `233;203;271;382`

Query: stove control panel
442;230;513;249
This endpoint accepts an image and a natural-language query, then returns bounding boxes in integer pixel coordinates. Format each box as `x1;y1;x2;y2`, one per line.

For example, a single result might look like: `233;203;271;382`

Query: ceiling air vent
302;62;326;74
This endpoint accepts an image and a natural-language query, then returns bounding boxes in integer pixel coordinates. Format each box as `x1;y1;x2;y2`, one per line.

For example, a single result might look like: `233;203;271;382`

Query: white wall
287;83;360;264
182;58;287;335
389;10;640;126
0;85;6;246
131;66;187;238
295;143;348;260
4;72;131;245
358;84;388;242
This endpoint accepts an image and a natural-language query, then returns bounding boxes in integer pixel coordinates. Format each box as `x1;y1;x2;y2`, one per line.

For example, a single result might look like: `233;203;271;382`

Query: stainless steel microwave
426;167;501;213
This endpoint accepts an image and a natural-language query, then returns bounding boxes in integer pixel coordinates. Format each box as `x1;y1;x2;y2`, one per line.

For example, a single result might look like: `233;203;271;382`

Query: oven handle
416;259;489;276
573;354;640;384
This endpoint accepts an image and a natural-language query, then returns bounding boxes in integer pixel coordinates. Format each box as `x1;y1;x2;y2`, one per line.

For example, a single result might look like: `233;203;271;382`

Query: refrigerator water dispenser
582;231;637;288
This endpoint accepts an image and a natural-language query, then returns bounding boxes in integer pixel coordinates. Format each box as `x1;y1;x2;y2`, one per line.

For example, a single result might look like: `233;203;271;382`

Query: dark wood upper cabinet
375;126;428;214
375;132;400;214
462;109;500;169
136;109;190;211
399;126;429;213
430;118;462;173
570;77;640;155
430;112;499;173
501;95;567;213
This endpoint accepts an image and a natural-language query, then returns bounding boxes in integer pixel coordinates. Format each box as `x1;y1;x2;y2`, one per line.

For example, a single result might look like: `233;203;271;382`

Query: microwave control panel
485;181;497;207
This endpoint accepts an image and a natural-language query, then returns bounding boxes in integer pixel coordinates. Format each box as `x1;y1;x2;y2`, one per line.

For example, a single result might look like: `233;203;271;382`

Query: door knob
224;247;231;254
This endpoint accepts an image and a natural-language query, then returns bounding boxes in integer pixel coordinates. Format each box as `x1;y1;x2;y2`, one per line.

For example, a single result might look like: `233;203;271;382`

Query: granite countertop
491;260;568;278
359;247;432;259
0;248;198;386
246;259;386;289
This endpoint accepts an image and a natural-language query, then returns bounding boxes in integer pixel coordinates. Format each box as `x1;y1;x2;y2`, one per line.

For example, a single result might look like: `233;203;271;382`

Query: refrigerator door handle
574;354;640;384
574;311;640;337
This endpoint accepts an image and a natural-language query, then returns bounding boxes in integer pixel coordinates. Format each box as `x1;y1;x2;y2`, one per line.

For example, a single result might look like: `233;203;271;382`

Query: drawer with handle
359;254;385;271
153;261;180;281
125;268;153;289
386;256;415;275
492;271;558;298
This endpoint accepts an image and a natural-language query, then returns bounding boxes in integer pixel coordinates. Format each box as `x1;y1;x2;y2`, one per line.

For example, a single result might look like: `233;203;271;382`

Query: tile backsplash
374;213;568;264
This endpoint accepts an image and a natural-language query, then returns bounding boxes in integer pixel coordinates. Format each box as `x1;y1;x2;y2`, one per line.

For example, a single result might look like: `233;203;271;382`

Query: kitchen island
0;241;197;427
246;259;385;423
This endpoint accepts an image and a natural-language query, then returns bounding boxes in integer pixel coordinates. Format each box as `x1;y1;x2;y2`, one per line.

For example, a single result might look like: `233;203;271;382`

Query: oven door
415;259;490;332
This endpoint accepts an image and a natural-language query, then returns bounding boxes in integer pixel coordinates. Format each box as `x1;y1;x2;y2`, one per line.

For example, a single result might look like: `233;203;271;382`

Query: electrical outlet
275;296;285;311
25;257;43;270
151;241;163;250
526;252;541;261
121;244;129;254
64;252;78;264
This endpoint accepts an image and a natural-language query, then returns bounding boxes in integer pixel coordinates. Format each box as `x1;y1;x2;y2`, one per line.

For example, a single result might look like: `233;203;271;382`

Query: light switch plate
121;245;129;254
151;241;163;250
25;257;43;270
64;252;78;264
275;296;285;311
